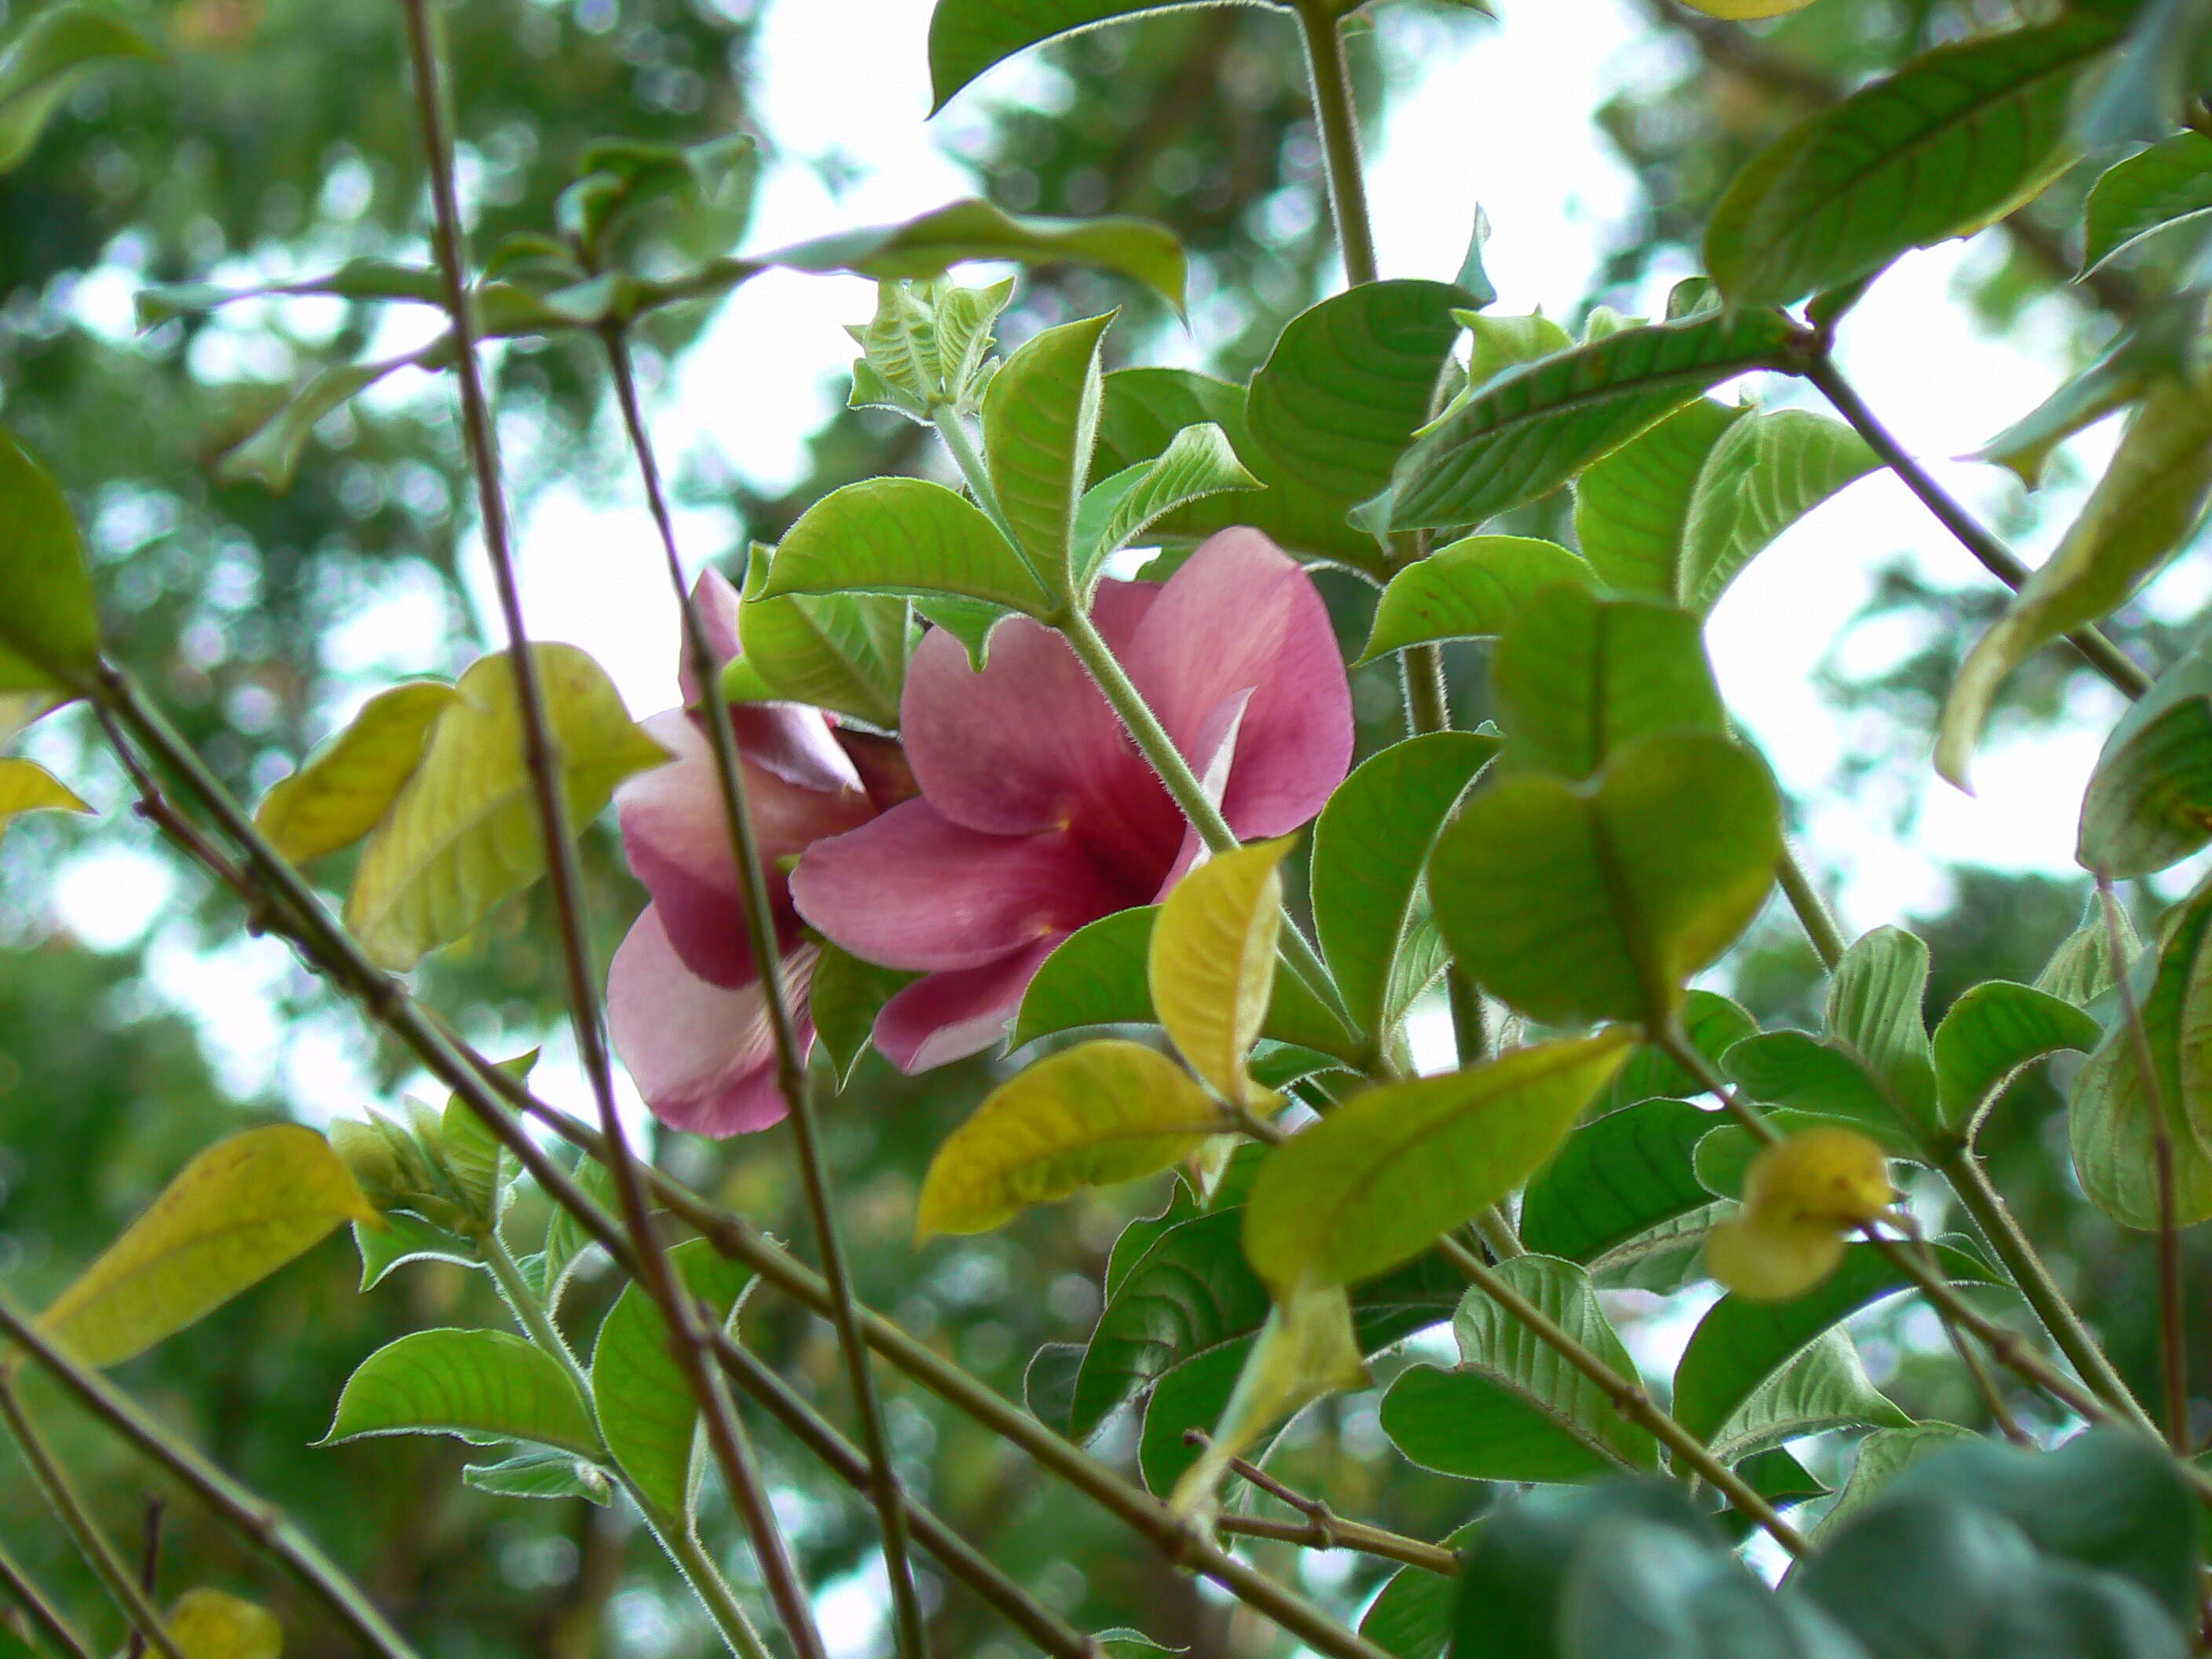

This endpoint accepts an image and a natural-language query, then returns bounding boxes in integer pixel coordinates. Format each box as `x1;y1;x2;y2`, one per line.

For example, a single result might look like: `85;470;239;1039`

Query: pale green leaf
1576;399;1748;600
1148;840;1288;1105
352;1212;477;1291
756;476;1052;616
1705;1327;1910;1463
0;756;90;839
1824;926;1938;1128
726;545;912;727
219;355;413;493
1932;980;2099;1135
1076;423;1259;591
462;1448;615;1505
983;311;1114;583
254;682;458;864
1357;536;1594;663
1677;409;1876;611
324;1328;598;1456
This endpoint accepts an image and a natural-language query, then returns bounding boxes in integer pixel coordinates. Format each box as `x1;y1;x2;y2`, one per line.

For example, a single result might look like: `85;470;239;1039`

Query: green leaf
756;476;1052;616
1023;1341;1083;1435
1381;1257;1658;1481
219;355;413;493
1562;1515;1862;1659
1241;1031;1634;1296
846;276;1013;423
324;1328;598;1456
928;0;1227;111
590;1238;753;1521
1431;732;1783;1029
1359;1521;1483;1659
917;1039;1221;1236
1491;586;1728;781
439;1053;532;1225
1932;980;2099;1135
1704;16;2121;307
1357;537;1595;664
0;756;90;839
1940;377;2212;788
1825;926;1938;1128
0;423;101;691
254;682;458;864
2078;697;2212;879
1575;400;1746;601
1675;410;1877;613
1520;1098;1719;1265
1463;311;1574;390
983;312;1115;584
1972;313;2194;489
541;1155;621;1312
2082;131;2212;273
1812;1423;1979;1541
1675;1243;1987;1452
1705;1326;1910;1463
0;5;157;172
1009;905;1354;1060
1366;309;1800;535
1075;422;1259;590
136;258;446;328
352;1211;477;1291
723;548;912;727
344;646;668;970
462;1448;614;1506
1312;732;1497;1043
1717;1035;1923;1154
809;943;921;1083
42;1126;374;1368
1247;280;1473;507
1148;840;1288;1106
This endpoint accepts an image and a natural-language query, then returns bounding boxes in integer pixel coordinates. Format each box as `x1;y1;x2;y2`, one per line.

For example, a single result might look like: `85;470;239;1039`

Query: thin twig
390;4;823;1649
1183;1430;1458;1573
123;1498;162;1659
0;1375;188;1659
0;1533;95;1659
602;328;930;1659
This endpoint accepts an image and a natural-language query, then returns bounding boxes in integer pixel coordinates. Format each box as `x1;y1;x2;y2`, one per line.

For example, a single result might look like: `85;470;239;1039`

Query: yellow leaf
1168;1280;1366;1522
1744;1124;1892;1227
1677;0;1819;16
0;755;90;838
344;646;668;970
1149;839;1289;1106
41;1125;375;1367
0;690;63;745
915;1038;1222;1237
254;680;457;864
1705;1213;1848;1302
167;1588;282;1659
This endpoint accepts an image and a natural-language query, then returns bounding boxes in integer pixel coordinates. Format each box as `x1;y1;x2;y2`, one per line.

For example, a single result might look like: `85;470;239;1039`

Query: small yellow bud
1707;1213;1848;1302
1742;1125;1893;1229
1676;0;1820;16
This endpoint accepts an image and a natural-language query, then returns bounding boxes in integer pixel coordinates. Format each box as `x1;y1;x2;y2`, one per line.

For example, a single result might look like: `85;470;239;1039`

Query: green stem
1776;840;1848;972
1401;643;1450;737
1935;1142;2159;1435
929;404;1035;577
609;333;931;1659
1802;353;2150;700
1291;0;1379;286
0;1291;417;1659
480;1230;592;1401
652;1521;775;1659
0;1526;96;1659
0;1376;188;1659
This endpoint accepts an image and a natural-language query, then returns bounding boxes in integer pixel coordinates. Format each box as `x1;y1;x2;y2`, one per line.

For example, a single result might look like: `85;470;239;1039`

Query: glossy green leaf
352;1211;476;1291
1149;840;1286;1105
1247;279;1472;506
324;1328;598;1456
1312;732;1497;1044
2078;696;2212;878
1825;926;1938;1127
0;756;90;839
1381;1256;1658;1482
1941;376;2212;789
2083;131;2212;273
1704;16;2120;306
809;942;920;1084
1366;309;1800;535
1705;1326;1910;1463
1076;422;1258;590
1812;1423;1979;1541
759;475;1053;617
1432;732;1783;1028
983;312;1113;583
254;682;458;865
1357;536;1594;663
1521;1098;1719;1265
462;1448;615;1506
590;1238;753;1521
917;1039;1221;1236
0;5;157;172
722;548;912;727
0;423;101;690
927;0;1228;109
1605;990;1759;1110
1932;980;2099;1134
1676;1243;1988;1451
1576;399;1745;599
1008;904;1354;1060
43;1126;375;1368
1242;1031;1633;1296
1492;586;1727;780
344;646;668;970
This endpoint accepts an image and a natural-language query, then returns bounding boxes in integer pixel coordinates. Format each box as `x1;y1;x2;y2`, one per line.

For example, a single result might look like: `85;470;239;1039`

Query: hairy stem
1292;0;1379;286
0;1528;96;1659
606;331;931;1659
0;1376;188;1659
392;5;822;1649
1803;353;2151;700
1776;840;1847;972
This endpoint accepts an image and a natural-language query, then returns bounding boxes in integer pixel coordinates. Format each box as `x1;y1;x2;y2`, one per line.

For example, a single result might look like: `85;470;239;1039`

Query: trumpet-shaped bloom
792;529;1353;1073
606;570;881;1136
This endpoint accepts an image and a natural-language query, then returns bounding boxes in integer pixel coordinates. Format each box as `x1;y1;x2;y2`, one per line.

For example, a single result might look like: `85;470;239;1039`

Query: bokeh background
0;0;2197;1654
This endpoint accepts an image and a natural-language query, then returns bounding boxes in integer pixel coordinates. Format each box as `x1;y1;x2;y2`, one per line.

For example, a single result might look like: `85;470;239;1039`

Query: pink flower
606;570;883;1136
790;529;1353;1074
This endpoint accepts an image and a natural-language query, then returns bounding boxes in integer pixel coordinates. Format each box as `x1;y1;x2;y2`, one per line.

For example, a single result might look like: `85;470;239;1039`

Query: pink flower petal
1124;528;1353;836
608;906;815;1137
872;936;1063;1072
789;799;1127;971
678;567;745;708
617;708;873;986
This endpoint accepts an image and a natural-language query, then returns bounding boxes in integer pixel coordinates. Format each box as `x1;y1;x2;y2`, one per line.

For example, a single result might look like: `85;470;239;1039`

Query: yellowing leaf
1678;0;1818;16
166;1588;281;1659
255;681;457;864
344;646;668;970
0;755;89;837
1168;1280;1366;1522
1242;1031;1635;1297
1705;1214;1848;1302
42;1125;375;1367
1149;840;1288;1106
916;1038;1222;1237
